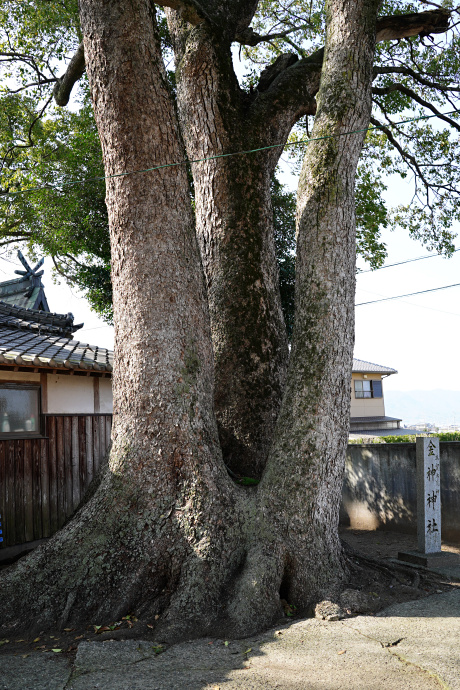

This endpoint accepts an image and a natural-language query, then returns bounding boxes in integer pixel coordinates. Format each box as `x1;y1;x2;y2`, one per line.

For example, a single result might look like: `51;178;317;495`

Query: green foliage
349;431;460;444
355;162;388;270
245;0;460;263
383;431;460;443
0;92;112;321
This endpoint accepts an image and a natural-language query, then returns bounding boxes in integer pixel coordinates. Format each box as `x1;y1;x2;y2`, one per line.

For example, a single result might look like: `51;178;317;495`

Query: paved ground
1;587;460;689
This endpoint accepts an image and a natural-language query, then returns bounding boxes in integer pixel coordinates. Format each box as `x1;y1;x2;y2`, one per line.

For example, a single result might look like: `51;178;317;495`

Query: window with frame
0;384;41;437
354;379;383;399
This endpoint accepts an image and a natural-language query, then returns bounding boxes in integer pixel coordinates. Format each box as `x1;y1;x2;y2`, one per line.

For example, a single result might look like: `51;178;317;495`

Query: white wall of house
100;378;113;413
0;370;113;415
350;373;385;418
47;374;94;414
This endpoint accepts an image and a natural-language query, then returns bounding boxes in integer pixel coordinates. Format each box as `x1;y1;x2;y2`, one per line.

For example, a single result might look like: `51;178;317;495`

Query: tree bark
166;14;319;478
0;0;243;640
225;0;382;624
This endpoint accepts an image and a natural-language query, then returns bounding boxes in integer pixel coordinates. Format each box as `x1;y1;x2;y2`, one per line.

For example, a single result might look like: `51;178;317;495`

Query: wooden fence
0;414;112;553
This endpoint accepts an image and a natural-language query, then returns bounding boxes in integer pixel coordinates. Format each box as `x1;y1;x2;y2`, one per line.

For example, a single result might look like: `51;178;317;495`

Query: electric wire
356;281;460;305
0;109;457;199
358;247;460;273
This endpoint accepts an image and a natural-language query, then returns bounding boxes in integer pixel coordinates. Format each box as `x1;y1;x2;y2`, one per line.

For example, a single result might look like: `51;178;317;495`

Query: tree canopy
1;0;458;320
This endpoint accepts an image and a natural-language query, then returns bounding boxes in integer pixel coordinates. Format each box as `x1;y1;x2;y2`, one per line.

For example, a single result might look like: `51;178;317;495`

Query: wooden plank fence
0;414;112;552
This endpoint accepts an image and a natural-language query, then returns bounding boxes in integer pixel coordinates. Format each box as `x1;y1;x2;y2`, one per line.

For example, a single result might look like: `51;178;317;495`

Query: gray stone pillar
417;437;441;554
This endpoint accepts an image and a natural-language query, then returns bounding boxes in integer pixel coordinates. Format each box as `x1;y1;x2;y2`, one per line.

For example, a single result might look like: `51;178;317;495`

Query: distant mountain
384;390;460;427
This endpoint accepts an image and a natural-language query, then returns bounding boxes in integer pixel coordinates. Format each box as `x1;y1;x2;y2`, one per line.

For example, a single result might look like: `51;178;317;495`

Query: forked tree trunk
166;16;300;478
0;0;380;642
220;0;382;630
173;37;289;478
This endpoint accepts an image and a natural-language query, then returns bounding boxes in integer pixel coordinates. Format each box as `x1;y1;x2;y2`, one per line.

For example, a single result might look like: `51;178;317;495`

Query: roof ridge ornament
14;251;45;279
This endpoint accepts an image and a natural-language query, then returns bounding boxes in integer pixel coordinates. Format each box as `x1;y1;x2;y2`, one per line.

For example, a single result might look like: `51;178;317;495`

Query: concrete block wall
341;442;460;541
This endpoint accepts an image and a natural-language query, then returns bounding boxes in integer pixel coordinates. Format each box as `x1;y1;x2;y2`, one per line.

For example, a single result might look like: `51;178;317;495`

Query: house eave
0;362;112;377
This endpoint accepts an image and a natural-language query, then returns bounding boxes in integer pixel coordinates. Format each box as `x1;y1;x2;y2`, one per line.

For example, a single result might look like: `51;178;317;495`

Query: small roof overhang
352;358;397;375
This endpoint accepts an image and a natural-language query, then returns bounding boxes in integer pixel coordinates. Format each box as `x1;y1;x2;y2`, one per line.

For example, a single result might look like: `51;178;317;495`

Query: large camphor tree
0;0;459;640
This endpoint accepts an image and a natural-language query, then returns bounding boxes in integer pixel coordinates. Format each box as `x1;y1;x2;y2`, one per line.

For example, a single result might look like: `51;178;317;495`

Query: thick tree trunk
222;0;382;629
167;17;297;478
264;0;381;599
0;0;243;640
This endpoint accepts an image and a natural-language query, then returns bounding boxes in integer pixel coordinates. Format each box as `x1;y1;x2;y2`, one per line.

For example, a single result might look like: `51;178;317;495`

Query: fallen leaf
243;648;252;655
33;637;40;643
147;624;154;629
95;626;119;634
51;649;62;653
224;641;229;647
338;650;346;655
15;639;26;643
154;615;160;620
63;628;73;632
22;654;29;659
74;635;84;640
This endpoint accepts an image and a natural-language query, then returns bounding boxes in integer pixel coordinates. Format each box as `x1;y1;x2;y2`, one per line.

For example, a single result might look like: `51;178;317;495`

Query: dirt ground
340;527;460;561
1;529;459;661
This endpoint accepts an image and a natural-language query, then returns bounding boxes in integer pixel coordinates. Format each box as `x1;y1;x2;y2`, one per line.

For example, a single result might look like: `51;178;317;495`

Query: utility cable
0;109;457;199
356;281;460;305
358;247;460;273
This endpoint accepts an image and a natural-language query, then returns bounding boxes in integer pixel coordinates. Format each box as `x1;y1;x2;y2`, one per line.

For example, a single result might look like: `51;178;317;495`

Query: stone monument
398;437;449;568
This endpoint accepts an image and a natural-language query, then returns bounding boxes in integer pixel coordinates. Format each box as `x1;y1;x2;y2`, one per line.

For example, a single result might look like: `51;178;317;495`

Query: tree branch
372;83;460;131
239;8;451;47
154;0;207;25
235;23;313;47
375;8;451;41
250;8;452;138
53;42;86;106
370;115;431;189
374;66;460;93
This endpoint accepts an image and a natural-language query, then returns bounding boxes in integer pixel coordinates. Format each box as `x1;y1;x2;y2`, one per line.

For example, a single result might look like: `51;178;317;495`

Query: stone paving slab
0;653;71;690
67;620;441;690
348;589;460;690
1;591;459;689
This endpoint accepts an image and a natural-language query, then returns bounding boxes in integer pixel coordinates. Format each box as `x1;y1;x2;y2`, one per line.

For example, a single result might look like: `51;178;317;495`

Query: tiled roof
0;322;113;373
0;252;50;311
0;253;113;374
0;301;83;338
352;358;397;374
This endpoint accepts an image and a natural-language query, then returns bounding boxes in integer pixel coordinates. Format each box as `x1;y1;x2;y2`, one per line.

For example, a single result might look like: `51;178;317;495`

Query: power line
356;287;460;317
0;110;457;199
356;281;460;306
358;247;460;273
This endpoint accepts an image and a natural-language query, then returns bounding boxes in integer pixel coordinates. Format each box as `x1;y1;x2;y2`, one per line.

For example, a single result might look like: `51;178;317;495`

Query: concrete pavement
1;589;459;689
